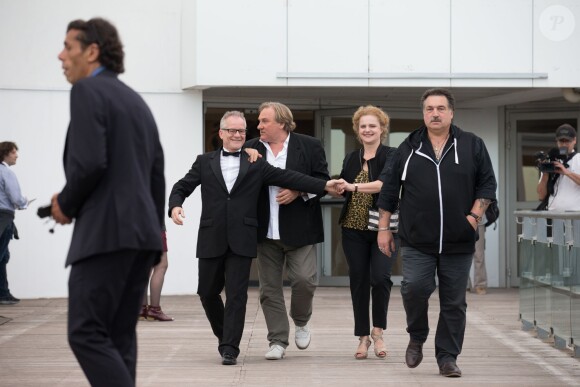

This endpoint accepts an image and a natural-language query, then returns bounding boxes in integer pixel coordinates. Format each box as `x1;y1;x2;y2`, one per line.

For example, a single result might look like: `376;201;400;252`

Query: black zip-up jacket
377;124;497;255
338;144;397;224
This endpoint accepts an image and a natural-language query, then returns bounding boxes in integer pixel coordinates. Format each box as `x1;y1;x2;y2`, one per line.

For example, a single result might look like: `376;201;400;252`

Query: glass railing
515;210;580;358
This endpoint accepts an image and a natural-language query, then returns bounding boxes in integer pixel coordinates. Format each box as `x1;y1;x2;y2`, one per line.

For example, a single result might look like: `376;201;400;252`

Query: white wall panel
1;90;71;298
533;0;580;86
0;87;203;299
454;108;500;288
369;0;451;87
192;0;287;87
0;0;182;92
143;91;203;297
181;0;198;88
451;0;533;87
287;0;368;86
115;1;182;92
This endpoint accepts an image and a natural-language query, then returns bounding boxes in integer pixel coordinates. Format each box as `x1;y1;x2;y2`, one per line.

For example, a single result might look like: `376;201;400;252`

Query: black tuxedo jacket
168;150;327;258
58;70;165;266
245;133;330;247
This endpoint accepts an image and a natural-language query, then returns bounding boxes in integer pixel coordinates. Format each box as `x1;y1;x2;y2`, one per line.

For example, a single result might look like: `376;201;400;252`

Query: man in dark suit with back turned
168;111;336;366
244;102;329;360
51;18;165;387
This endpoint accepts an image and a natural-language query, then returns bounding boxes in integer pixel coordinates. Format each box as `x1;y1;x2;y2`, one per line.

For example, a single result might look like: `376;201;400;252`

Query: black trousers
0;222;13;298
342;228;398;336
400;246;472;366
197;251;253;357
68;250;158;387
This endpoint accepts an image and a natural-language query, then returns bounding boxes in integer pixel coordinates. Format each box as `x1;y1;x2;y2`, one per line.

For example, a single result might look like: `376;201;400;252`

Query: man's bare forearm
378;208;392;229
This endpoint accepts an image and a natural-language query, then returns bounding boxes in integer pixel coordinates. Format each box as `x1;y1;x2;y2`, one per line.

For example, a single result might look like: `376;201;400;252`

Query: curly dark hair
0;142;18;160
67;18;125;74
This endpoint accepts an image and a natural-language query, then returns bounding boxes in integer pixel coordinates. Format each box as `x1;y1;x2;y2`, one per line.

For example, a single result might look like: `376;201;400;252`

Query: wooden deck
1;288;579;386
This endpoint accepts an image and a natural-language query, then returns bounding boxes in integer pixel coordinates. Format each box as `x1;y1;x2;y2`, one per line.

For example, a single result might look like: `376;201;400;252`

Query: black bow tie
222;150;241;157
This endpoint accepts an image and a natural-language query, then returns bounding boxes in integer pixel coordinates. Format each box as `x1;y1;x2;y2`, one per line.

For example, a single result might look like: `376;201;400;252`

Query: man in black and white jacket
377;88;497;378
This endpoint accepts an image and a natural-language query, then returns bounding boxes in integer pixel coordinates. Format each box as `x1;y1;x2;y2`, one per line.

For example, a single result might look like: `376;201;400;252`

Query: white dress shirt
260;135;290;240
220;148;241;193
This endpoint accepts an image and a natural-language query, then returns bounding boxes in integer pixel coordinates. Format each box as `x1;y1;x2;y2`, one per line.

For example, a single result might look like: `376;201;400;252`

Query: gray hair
220;111;247;129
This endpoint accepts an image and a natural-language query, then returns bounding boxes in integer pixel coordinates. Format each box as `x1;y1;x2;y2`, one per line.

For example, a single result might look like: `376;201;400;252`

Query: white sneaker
265;344;286;360
295;324;311;349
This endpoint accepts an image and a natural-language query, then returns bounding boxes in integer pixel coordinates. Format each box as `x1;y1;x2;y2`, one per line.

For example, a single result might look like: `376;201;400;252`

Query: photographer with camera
537;124;580;211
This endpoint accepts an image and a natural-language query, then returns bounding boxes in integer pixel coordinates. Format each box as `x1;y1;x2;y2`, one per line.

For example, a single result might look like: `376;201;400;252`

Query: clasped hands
279;179;351;203
325;178;354;196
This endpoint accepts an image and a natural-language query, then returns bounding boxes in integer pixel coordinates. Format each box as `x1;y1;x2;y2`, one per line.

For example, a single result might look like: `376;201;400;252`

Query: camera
37;204;52;218
535;147;569;173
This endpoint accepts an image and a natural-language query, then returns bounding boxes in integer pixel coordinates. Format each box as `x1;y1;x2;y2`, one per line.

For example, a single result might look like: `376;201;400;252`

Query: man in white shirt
537;124;580;211
245;102;330;360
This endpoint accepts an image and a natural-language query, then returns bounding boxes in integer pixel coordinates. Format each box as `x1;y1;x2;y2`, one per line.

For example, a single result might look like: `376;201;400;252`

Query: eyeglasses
221;128;247;135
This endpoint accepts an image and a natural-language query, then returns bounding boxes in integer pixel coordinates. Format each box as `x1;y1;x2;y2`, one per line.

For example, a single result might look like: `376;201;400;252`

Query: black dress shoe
222;352;237;365
405;340;423;368
439;362;462;377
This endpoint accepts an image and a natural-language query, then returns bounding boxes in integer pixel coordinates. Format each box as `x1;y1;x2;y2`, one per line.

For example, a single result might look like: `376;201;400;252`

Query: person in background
377;88;497;378
244;102;330;360
537;124;580;211
140;227;173;321
52;18;165;386
330;106;398;359
469;222;487;295
0;141;29;305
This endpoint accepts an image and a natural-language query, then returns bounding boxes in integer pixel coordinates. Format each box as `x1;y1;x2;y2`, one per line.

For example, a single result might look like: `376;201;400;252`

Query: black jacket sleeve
377;146;404;213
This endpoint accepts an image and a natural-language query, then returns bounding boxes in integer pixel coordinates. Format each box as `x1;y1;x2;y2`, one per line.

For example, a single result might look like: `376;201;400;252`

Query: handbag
389;210;399;233
367;207;380;231
368;208;399;232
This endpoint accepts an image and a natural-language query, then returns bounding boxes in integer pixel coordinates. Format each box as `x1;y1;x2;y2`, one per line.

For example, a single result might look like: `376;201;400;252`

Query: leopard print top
341;170;373;231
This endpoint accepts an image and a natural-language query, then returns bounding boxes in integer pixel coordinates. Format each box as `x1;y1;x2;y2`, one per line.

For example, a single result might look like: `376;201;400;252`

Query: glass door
506;112;579;287
315;108;422;286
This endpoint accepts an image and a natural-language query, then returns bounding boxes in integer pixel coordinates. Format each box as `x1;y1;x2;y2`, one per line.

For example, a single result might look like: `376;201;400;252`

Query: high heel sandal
371;330;387;358
354;337;371;360
138;305;148;321
147;305;174;321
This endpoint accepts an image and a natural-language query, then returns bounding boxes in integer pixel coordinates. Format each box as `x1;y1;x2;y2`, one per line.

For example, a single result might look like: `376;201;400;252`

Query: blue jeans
400;246;472;365
0;223;14;298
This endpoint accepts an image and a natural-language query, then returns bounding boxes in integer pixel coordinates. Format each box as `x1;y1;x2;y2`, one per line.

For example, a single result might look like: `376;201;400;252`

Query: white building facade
1;0;579;298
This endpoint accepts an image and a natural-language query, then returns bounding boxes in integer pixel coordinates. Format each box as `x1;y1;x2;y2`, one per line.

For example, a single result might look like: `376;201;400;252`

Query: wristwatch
468;212;482;223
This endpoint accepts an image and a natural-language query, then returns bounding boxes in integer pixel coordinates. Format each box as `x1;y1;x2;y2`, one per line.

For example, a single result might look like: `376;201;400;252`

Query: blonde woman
335;106;399;359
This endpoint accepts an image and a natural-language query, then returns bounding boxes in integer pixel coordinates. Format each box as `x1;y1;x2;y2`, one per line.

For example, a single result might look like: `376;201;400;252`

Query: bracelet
467;212;482;223
354;184;358;192
377;227;391;231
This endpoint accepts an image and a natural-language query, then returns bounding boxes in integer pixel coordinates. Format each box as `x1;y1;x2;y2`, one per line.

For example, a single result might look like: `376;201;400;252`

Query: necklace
431;132;450;160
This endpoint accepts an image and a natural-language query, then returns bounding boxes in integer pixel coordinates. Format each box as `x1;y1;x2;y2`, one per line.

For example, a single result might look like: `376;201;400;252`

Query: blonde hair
258;102;296;132
352;105;390;143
